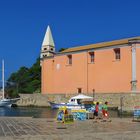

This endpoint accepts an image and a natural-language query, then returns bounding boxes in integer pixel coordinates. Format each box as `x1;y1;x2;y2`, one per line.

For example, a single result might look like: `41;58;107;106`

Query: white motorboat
49;94;93;109
0;60;20;107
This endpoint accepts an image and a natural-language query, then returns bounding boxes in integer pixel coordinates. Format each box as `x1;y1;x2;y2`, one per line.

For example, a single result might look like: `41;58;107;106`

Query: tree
58;48;67;52
6;57;41;97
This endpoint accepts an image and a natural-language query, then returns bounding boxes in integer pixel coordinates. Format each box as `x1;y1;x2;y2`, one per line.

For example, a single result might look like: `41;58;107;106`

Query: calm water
0;107;57;118
0;107;122;118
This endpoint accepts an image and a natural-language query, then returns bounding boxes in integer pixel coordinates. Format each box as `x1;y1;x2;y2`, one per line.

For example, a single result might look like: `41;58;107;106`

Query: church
40;26;140;94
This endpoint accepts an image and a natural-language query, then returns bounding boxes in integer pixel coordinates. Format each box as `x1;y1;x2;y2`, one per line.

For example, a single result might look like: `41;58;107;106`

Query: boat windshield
77;99;82;104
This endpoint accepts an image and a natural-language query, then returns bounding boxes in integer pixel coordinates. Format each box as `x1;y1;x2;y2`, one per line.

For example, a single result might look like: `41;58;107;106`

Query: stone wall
17;93;71;107
94;93;140;111
17;93;140;111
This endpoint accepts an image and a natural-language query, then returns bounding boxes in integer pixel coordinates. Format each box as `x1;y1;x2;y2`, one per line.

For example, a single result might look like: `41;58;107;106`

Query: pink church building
40;26;140;94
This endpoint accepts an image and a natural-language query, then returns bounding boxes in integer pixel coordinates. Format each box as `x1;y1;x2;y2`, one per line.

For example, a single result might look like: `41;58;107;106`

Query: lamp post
92;89;95;102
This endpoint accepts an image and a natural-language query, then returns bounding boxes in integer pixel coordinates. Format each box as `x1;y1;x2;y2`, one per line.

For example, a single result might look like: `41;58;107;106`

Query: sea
0;107;57;118
0;107;122;118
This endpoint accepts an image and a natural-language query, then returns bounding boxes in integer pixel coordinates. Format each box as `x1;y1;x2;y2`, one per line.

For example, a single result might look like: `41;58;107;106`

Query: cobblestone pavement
0;117;140;140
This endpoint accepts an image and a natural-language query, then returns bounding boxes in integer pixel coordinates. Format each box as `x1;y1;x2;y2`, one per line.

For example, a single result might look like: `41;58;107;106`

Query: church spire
42;25;55;47
40;25;55;60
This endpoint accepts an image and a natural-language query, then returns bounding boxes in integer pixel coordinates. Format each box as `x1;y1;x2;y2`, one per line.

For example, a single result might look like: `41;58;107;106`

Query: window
77;88;82;94
44;48;47;50
67;55;72;65
89;52;95;63
114;48;120;60
71;99;75;102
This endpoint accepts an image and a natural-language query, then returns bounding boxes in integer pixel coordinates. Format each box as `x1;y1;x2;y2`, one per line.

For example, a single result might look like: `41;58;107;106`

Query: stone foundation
17;93;140;111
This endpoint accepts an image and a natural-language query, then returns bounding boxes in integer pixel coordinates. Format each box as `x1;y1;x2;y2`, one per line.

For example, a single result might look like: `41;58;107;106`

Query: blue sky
0;0;140;79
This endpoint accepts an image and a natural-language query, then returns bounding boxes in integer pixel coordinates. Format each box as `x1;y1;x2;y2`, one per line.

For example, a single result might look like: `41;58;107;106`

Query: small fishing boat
49;94;93;109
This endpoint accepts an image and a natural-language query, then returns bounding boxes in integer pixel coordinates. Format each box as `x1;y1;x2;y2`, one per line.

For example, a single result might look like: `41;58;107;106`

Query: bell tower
40;25;55;60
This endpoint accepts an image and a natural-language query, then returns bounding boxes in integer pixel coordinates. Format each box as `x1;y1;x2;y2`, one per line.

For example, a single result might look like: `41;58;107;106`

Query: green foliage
6;58;41;97
58;48;67;52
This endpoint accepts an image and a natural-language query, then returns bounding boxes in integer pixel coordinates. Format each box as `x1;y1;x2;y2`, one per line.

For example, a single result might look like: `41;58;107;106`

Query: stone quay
17;93;140;113
0;117;139;140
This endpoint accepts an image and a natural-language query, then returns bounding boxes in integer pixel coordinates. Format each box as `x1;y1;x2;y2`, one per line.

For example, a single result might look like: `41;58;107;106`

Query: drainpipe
86;51;89;94
131;43;137;92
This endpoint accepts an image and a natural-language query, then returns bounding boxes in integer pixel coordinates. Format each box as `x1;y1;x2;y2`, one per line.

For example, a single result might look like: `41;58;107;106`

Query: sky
0;0;140;79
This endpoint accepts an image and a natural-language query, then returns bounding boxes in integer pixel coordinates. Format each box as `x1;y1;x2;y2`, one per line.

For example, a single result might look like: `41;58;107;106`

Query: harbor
0;0;140;139
0;104;136;140
0;104;137;140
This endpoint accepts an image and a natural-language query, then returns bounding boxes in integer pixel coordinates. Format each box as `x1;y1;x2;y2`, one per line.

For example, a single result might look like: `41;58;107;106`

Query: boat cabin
68;94;93;105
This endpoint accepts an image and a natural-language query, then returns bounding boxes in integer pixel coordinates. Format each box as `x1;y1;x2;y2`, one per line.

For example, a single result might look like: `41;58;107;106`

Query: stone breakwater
17;93;140;111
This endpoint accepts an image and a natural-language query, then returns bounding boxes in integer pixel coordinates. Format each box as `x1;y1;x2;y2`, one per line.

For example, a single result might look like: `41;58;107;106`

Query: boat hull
49;101;84;109
0;98;20;107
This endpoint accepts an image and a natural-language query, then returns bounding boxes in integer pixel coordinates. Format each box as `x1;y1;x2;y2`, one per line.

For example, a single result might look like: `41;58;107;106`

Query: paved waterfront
0;117;140;140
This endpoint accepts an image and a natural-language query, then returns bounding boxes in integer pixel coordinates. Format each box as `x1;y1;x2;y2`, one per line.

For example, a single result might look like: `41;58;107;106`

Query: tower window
114;48;120;60
44;48;47;50
89;52;95;63
67;55;72;65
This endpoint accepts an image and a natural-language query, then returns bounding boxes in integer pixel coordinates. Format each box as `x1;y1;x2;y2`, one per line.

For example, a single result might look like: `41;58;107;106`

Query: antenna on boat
2;60;4;100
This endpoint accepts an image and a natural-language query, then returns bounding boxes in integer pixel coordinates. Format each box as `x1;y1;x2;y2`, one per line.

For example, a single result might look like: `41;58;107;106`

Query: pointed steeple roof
42;25;55;47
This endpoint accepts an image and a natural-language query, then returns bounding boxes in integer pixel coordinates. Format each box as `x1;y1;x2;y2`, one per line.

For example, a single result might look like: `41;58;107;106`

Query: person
64;108;68;115
57;110;64;121
94;102;99;120
102;101;110;121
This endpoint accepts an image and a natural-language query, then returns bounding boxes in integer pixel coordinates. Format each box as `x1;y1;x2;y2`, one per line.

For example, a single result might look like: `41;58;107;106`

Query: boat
0;60;20;107
0;98;20;107
49;94;93;109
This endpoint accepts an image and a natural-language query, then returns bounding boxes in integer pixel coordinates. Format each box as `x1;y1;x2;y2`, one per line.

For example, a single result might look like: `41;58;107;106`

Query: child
94;102;99;120
102;101;111;122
